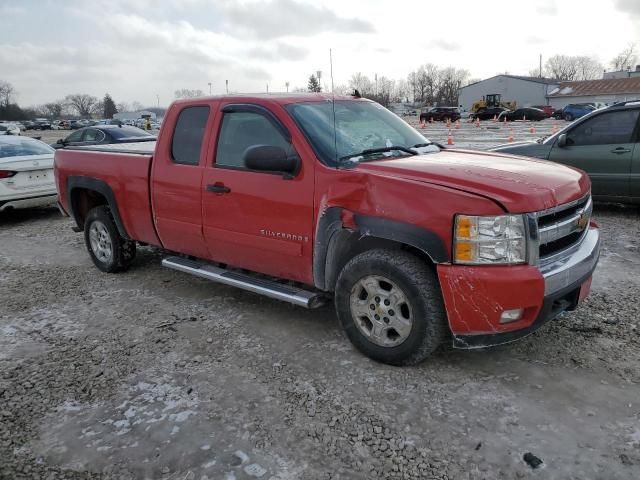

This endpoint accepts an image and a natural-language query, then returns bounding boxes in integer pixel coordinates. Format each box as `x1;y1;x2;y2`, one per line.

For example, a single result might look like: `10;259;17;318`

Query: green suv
490;101;640;204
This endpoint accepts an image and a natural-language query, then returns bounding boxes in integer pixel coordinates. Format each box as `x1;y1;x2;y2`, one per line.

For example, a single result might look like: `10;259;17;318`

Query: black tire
84;206;136;273
334;249;447;366
564;113;573;121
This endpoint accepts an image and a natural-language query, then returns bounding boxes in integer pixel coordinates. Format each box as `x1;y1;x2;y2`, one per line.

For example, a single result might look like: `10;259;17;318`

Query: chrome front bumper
539;227;600;296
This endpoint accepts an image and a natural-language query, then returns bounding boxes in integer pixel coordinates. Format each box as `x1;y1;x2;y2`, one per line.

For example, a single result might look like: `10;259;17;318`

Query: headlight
454;214;527;264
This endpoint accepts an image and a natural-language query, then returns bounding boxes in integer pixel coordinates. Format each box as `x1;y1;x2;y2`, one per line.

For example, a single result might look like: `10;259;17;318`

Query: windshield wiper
340;146;418;162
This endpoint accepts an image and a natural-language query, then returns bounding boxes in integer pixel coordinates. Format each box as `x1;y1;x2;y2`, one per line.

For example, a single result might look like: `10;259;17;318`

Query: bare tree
575;56;603;80
348;73;374;95
41;100;66;119
174;89;204;99
393;79;410;103
116;102;130;113
545;55;581;81
131;101;145;112
437;67;469;106
65;94;99;118
0;81;15;108
610;43;637;71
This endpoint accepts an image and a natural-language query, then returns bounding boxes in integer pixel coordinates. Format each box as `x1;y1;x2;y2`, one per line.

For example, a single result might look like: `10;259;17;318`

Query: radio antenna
330;48;338;167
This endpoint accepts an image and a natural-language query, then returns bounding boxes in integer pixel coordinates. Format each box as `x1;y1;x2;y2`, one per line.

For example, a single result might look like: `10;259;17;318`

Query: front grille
536;194;591;261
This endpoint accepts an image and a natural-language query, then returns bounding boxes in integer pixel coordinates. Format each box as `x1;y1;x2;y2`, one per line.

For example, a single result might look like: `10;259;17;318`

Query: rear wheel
84;206;136;273
564;113;574;121
335;249;447;365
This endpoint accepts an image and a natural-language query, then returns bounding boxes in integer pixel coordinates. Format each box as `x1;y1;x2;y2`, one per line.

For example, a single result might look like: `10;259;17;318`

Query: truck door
151;103;216;258
201;103;314;284
548;109;639;199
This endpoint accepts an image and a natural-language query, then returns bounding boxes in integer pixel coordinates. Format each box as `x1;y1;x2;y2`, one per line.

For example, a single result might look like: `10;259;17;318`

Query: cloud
247;43;308;61
614;0;640;17
221;0;375;39
526;35;546;44
430;39;460;51
536;0;557;15
0;6;25;15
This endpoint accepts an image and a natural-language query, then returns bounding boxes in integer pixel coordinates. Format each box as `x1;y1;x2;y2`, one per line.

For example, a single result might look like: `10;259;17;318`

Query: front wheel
564;113;574;121
335;249;447;365
84;206;136;273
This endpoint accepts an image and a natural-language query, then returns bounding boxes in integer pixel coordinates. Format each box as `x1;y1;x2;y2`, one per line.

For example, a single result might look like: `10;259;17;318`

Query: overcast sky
1;0;639;107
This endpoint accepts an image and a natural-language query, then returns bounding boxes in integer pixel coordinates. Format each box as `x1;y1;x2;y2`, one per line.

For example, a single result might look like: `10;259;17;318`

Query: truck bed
66;140;157;155
54;145;161;247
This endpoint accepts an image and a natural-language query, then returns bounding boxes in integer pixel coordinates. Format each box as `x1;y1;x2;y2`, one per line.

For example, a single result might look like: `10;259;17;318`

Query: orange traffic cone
508;128;514;143
475;117;480;127
447;130;454;145
529;124;536;134
420;120;425;129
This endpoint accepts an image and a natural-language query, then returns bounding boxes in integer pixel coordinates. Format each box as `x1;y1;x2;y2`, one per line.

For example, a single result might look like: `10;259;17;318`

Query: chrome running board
162;256;326;309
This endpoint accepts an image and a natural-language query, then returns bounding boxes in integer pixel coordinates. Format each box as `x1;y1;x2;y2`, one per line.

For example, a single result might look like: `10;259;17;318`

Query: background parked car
489;101;640;203
497;107;547;122
0;136;57;211
0;123;21;135
471;107;509;120
531;105;555;117
34;119;52;130
419;107;461;123
560;103;596;121
53;125;156;149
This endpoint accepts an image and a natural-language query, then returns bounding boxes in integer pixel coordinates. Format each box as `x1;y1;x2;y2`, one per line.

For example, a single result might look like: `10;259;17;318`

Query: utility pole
375;73;378;95
316;70;322;91
208;82;212;95
539;54;542;78
156;94;159;108
285;81;290;92
266;83;269;93
225;80;228;94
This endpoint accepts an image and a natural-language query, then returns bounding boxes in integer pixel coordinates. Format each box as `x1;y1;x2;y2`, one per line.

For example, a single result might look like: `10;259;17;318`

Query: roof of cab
171;92;368;106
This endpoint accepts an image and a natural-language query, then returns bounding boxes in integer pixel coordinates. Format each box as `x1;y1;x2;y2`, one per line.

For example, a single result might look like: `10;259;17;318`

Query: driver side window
568;110;639;146
215;111;290;169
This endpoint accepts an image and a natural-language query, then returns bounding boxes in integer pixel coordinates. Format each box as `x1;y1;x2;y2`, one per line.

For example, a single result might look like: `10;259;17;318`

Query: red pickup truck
54;94;600;365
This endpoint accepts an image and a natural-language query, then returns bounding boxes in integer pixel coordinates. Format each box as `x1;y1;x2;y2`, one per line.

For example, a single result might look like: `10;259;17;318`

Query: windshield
285;100;436;166
0;136;54;158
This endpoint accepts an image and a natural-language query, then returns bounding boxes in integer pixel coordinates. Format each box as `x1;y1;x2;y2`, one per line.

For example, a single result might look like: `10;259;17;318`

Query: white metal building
546;77;640;108
113;110;157;121
458;75;559;111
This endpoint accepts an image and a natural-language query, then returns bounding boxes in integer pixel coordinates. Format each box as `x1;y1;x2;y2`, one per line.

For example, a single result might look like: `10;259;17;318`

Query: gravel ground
2;121;640;479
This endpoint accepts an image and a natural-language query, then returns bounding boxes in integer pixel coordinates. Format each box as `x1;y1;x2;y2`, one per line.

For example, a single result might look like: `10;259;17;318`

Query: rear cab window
171;106;210;165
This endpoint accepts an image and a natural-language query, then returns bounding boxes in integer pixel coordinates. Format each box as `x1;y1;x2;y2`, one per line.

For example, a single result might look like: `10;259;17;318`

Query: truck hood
356;149;589;213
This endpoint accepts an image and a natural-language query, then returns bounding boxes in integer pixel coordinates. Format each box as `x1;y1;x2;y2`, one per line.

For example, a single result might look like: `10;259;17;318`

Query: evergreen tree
103;94;118;119
307;75;321;93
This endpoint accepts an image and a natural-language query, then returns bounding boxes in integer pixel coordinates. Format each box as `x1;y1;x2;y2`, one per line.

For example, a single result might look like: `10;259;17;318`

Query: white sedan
0;123;21;135
0;136;57;212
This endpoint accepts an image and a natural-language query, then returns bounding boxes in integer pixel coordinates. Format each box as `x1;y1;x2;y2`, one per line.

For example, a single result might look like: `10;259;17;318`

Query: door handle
611;147;631;154
206;183;231;194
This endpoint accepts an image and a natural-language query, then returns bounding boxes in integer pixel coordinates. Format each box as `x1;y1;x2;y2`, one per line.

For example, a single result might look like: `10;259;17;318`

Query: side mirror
244;145;299;177
557;133;567;148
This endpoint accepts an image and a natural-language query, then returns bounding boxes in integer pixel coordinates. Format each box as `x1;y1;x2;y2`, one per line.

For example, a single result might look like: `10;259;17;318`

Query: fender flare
67;176;130;239
313;207;449;291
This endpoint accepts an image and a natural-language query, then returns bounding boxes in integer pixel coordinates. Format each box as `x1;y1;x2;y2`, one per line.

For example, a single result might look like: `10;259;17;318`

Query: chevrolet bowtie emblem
577;210;589;229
